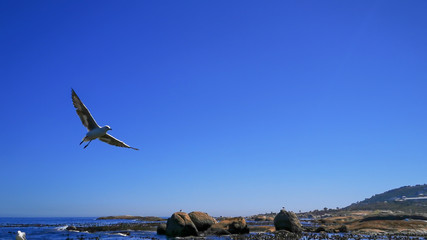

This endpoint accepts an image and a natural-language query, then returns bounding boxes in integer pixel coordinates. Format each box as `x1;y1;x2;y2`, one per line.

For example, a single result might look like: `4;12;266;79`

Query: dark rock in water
315;226;326;232
66;225;77;231
249;225;275;232
302;226;316;232
207;217;249;235
157;224;166;235
274;209;302;233
224;217;249;234
166;212;198;237
338;225;348;232
188;211;217;232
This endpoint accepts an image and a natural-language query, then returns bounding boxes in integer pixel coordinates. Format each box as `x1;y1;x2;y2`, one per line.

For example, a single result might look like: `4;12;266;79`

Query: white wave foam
56;225;68;231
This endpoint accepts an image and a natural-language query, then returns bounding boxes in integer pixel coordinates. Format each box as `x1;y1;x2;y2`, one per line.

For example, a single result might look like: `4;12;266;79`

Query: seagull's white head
102;125;112;131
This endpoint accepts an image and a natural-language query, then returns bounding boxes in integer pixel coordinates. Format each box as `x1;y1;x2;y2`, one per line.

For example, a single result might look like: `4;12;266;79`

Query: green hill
344;184;427;213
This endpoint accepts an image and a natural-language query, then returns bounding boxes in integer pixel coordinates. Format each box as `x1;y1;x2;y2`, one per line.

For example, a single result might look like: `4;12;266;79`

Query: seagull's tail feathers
80;136;88;145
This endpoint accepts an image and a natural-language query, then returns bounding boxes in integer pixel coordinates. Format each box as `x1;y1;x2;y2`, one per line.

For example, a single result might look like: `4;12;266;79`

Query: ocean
0;217;165;240
1;217;426;240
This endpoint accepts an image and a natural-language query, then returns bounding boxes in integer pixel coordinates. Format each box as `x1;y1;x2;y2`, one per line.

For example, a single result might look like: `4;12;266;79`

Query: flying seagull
71;89;139;150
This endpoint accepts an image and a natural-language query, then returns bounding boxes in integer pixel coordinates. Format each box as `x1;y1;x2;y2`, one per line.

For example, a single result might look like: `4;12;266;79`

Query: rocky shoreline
62;209;427;239
309;212;427;235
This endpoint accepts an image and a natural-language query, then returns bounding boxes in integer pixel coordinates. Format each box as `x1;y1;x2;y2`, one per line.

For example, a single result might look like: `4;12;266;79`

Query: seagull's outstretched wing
99;133;139;150
72;89;99;131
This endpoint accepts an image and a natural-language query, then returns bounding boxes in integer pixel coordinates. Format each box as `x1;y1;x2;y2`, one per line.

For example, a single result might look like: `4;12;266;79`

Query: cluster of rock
248;215;275;221
157;211;249;237
158;209;302;238
206;217;249;235
256;216;275;221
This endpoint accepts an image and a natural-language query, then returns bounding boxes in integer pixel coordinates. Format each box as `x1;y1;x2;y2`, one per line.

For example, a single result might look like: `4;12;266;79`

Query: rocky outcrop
274;209;302;233
66;225;77;231
188;211;217;232
207;217;249;235
97;215;165;221
254;216;267;221
165;212;198;237
70;223;157;233
360;214;427;222
249;225;275;232
313;211;427;234
252;215;274;221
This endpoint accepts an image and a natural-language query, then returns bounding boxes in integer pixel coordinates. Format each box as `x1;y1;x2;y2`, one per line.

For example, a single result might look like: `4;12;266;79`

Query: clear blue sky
1;0;426;217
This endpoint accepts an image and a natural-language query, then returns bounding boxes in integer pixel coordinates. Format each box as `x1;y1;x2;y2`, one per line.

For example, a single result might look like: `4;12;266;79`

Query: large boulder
274;209;302;233
207;217;249;235
165;212;198;237
188;211;217;232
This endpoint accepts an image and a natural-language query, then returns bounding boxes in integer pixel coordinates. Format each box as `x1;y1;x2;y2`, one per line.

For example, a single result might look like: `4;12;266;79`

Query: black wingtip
71;88;78;98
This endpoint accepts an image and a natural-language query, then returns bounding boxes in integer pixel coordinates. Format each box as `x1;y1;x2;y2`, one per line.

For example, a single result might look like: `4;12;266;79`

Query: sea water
1;218;425;240
0;217;165;240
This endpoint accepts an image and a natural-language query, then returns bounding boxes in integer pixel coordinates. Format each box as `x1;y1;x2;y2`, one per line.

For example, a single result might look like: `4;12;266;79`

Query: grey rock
274;209;302;233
